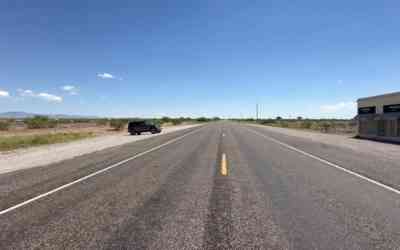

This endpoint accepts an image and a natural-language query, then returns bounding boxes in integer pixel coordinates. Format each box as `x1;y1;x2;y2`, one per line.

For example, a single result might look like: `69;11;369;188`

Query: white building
357;92;400;142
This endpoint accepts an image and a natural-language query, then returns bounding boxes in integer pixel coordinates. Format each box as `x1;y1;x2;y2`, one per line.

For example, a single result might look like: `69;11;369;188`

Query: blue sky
1;0;399;118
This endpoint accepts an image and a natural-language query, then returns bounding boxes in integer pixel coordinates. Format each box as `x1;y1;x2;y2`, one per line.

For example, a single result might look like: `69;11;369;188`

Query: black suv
128;120;161;135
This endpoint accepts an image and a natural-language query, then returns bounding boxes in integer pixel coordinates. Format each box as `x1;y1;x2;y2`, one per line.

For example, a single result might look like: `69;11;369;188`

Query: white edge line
245;127;400;196
0;127;203;216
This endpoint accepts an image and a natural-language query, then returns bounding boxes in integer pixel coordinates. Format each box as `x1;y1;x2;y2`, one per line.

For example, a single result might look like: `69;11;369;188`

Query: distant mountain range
0;112;97;119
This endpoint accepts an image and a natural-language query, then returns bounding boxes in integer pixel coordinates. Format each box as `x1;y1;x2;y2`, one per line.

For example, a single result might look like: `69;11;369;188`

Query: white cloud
37;93;63;102
61;85;78;95
17;89;34;97
0;89;10;97
97;72;115;79
17;89;62;103
62;85;74;91
320;102;356;113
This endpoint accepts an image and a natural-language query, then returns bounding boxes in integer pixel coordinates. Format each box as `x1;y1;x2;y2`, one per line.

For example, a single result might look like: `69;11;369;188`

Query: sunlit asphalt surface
1;122;400;249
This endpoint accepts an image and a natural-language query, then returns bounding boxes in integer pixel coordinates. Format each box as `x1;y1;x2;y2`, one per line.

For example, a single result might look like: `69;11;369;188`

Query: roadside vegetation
0;115;220;135
0;120;13;131
0;132;95;151
159;116;219;126
233;117;356;134
25;116;57;129
106;116;220;131
109;119;128;131
0;115;220;151
1;116;219;132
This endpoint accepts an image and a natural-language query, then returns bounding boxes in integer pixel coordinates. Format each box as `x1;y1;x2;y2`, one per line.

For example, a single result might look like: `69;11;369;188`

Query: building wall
358;92;400;114
357;92;400;142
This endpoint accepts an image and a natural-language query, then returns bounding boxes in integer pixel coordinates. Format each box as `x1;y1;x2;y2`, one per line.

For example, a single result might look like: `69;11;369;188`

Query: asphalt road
1;122;400;249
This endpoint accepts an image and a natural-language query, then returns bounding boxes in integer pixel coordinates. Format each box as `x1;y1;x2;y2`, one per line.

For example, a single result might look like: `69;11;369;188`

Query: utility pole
256;103;259;120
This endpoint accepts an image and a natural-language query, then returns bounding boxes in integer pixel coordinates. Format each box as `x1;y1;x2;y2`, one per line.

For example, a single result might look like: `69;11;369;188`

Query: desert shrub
320;121;332;133
70;118;91;123
57;119;74;124
196;117;209;122
257;119;273;125
171;119;182;125
300;120;313;129
161;116;171;124
309;122;320;131
25;116;57;129
95;119;109;126
0;120;11;131
159;117;185;126
279;121;289;128
242;118;255;122
288;122;300;129
110;119;127;131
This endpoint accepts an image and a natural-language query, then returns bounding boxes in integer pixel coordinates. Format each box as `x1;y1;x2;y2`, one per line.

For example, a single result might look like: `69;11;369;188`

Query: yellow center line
221;153;228;176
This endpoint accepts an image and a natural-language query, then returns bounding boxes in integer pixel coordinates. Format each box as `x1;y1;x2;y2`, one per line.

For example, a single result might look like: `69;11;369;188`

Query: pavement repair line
221;153;228;176
0;127;203;216
245;127;400;196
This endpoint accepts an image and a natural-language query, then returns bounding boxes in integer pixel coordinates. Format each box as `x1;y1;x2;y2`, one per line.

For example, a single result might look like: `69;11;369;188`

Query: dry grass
0;124;113;138
0;132;96;151
257;120;357;134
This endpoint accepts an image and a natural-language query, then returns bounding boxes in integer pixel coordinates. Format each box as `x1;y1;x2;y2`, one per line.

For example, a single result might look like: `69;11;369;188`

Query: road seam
0;127;203;216
245;127;400;196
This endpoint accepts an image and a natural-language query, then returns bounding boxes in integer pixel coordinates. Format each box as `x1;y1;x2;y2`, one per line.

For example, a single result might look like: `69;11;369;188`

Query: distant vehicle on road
128;120;161;135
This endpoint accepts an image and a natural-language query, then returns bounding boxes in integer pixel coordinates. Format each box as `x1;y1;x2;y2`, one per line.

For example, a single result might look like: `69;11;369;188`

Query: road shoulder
248;123;400;161
0;124;201;174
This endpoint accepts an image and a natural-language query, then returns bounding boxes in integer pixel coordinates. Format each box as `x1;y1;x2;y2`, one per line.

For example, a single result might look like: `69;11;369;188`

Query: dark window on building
383;104;400;113
378;120;385;136
398;119;400;136
358;106;376;115
389;120;396;137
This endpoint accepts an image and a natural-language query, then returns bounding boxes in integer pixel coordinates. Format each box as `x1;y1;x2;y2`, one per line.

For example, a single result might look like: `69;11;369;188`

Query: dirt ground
0;123;117;138
0;124;201;174
0;121;198;138
250;124;400;161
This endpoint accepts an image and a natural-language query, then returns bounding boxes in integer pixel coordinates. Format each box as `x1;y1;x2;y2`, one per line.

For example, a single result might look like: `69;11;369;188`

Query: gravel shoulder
0;125;201;174
249;124;400;161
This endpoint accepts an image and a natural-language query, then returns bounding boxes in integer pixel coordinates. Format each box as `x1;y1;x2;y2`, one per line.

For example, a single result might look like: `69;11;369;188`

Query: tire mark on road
104;131;214;250
203;132;233;249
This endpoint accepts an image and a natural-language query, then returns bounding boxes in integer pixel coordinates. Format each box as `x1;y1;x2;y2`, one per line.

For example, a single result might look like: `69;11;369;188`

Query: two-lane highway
1;122;400;249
